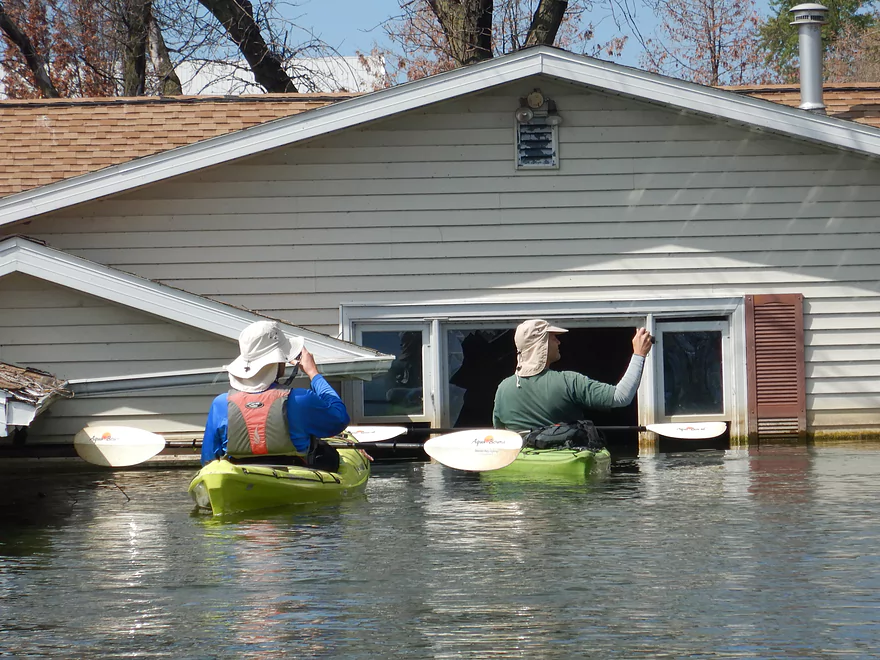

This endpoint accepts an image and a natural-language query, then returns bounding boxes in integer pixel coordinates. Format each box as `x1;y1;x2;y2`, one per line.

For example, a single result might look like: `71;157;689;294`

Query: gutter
67;358;392;398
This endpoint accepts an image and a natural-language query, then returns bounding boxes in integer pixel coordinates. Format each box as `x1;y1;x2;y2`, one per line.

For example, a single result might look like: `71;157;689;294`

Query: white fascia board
0;57;542;228
541;52;880;157
67;356;392;397
341;296;743;328
1;237;392;369
3;47;880;230
0;392;6;437
7;399;37;427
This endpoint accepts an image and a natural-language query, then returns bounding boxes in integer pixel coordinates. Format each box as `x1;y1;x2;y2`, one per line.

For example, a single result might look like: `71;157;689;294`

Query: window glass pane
663;331;723;415
361;331;423;417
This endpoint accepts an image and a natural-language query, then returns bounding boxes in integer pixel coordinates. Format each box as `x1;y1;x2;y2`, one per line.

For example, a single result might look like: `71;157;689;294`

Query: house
2;45;880;454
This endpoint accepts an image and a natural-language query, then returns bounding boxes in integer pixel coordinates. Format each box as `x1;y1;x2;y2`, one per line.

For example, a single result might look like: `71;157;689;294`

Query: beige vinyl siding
0;273;234;442
29;387;221;442
13;77;880;438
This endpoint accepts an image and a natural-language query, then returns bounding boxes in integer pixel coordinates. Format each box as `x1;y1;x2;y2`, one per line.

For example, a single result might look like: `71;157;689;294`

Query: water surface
2;444;880;658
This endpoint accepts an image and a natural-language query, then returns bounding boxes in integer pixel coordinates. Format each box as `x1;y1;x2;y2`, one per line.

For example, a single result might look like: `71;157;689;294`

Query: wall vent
516;117;558;169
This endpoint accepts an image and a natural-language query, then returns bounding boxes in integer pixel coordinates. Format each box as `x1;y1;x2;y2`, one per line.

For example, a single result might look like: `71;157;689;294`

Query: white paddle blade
424;429;523;472
74;426;166;467
645;421;727;440
345;426;409;442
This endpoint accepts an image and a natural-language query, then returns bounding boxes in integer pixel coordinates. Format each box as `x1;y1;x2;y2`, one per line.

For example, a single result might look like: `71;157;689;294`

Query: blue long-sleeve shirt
200;375;350;465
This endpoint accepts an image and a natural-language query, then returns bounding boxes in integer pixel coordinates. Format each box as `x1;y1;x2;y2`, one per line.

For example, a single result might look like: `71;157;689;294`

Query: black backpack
522;420;606;451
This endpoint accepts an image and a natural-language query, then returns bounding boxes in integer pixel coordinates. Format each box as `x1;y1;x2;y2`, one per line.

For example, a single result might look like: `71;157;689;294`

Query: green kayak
188;447;371;516
491;446;611;478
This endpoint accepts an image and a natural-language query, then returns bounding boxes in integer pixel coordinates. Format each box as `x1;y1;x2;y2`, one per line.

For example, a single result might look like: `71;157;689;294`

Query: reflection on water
3;445;880;657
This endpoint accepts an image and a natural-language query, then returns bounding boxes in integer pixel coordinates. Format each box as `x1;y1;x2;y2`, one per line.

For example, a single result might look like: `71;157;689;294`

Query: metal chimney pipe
789;3;829;114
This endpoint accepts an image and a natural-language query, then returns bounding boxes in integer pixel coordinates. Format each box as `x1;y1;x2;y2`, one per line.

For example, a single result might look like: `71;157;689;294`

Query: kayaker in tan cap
492;319;653;432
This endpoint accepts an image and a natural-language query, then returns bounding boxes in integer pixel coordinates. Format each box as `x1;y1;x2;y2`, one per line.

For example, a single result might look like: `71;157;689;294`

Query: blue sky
291;0;774;70
294;0;400;56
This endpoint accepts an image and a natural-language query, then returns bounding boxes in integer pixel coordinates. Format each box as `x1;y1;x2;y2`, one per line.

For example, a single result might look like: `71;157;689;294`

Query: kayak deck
492;447;611;477
188;447;370;516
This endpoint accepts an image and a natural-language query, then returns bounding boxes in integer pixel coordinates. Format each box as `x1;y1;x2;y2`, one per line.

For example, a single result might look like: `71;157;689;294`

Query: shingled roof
0;362;70;406
2;67;880;203
722;83;880;129
0;93;358;198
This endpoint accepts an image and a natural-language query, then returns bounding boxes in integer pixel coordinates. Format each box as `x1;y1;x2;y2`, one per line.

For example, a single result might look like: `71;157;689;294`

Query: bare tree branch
148;8;182;94
0;0;60;97
524;0;568;47
427;0;493;65
121;0;152;95
197;0;297;91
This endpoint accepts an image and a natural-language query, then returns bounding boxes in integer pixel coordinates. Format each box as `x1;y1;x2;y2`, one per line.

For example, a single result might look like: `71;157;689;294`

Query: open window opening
447;325;642;456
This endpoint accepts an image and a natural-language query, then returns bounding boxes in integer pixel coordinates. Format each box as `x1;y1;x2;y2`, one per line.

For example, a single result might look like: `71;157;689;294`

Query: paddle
407;422;728;441
72;425;407;468
422;429;523;472
334;430;524;472
419;422;727;472
344;426;408;442
74;425;167;467
598;421;727;440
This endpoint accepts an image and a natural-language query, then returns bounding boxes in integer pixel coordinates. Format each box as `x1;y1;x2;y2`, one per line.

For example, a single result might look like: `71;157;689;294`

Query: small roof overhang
0;236;393;380
0;362;71;437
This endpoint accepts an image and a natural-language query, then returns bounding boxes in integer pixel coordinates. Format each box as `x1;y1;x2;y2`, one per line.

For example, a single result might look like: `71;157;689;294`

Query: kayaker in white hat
492;319;653;433
200;320;350;469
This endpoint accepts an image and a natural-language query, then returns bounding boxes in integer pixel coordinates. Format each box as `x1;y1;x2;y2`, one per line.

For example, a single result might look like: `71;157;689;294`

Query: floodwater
2;444;880;658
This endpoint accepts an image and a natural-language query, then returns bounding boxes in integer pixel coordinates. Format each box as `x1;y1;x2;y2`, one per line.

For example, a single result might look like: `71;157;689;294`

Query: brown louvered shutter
745;294;806;441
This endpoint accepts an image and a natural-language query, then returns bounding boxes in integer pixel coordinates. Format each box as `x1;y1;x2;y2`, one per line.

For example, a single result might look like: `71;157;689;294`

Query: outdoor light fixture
546;99;563;126
515;105;534;123
514;89;562;125
526;89;545;109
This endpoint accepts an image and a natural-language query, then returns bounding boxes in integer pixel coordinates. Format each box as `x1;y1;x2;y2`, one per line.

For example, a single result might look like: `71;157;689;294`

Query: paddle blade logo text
472;434;507;453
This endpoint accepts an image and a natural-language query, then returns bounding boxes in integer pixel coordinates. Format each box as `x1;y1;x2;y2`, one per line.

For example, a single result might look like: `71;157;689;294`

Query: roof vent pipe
789;3;829;114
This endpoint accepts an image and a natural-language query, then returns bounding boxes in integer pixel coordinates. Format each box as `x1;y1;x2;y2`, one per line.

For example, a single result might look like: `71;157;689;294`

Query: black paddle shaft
332;441;426;451
403;427;646;435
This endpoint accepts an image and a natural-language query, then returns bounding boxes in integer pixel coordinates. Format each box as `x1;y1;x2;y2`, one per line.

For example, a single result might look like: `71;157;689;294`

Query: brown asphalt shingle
0;93;358;199
721;83;880;129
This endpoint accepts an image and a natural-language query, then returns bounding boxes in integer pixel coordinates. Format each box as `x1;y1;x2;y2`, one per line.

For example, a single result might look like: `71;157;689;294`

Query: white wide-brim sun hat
225;320;305;393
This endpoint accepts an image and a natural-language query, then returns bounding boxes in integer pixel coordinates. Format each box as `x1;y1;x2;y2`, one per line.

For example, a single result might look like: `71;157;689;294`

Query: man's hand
295;347;320;378
632;328;654;357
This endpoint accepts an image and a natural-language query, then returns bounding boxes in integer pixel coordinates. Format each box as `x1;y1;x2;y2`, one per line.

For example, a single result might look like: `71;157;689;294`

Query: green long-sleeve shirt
492;369;615;432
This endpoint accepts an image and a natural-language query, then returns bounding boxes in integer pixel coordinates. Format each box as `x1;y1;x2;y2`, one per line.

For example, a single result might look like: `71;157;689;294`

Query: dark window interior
448;326;641;456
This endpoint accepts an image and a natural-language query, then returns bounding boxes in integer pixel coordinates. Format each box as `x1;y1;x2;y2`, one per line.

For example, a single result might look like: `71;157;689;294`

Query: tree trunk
0;0;60;97
148;12;182;95
428;0;494;66
197;0;297;92
121;0;151;96
524;0;568;47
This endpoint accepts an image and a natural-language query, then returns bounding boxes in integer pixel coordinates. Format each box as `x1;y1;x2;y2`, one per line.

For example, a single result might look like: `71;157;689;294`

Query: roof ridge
722;82;880;92
0;92;363;109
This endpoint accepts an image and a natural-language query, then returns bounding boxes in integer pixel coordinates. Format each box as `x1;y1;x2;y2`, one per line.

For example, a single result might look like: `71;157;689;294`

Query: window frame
350;321;434;423
654;319;731;423
342;297;749;438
